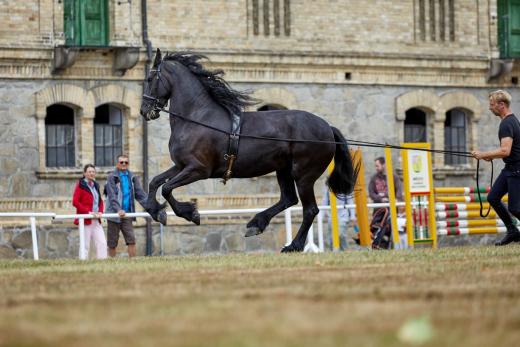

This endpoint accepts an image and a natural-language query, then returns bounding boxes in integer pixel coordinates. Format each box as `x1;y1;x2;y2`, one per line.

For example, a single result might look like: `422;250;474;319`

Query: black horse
140;49;357;252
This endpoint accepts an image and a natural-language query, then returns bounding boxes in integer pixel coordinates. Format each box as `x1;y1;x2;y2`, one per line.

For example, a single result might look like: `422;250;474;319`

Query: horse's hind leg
146;165;180;224
281;175;320;253
245;168;299;237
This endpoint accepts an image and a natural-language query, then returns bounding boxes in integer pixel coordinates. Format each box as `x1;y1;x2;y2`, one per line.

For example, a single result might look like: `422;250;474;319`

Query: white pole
284;209;292;246
317;211;324;252
304;224;320;253
160;223;164;256
30;217;39;261
79;218;86;260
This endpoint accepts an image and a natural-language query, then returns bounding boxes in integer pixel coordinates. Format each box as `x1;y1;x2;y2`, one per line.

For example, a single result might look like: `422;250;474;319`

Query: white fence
0;202;401;260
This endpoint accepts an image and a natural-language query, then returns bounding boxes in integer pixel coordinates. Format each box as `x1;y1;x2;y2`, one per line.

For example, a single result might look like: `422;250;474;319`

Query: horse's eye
147;77;153;83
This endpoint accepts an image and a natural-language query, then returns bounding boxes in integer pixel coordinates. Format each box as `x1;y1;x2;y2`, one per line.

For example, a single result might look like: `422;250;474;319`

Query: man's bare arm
472;137;513;160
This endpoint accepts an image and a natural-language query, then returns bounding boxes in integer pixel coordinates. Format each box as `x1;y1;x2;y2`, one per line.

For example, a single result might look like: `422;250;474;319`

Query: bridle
142;60;170;113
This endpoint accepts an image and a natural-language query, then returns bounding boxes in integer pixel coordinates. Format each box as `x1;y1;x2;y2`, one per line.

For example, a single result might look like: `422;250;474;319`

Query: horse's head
140;48;171;121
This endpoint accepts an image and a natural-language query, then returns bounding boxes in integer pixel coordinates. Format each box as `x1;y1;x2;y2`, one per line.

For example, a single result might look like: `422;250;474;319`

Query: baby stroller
371;208;393;249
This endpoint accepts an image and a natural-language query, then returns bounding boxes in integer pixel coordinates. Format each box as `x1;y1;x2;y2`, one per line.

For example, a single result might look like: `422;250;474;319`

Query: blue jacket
104;169;148;223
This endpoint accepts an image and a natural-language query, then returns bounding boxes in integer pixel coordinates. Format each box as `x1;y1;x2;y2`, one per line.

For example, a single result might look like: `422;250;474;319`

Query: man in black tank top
472;90;520;246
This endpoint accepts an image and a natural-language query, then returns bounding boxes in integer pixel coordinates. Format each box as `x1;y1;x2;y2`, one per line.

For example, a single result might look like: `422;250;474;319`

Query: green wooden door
498;0;520;58
64;0;108;46
64;0;77;45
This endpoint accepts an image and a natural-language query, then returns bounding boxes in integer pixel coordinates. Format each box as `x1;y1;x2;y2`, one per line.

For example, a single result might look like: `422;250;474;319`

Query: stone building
0;1;519;258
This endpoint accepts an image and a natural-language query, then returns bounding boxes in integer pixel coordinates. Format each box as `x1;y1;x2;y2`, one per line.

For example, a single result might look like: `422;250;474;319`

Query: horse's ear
153;48;162;67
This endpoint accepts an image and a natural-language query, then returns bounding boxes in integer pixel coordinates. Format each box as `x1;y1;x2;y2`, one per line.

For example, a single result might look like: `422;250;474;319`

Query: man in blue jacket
105;154;148;257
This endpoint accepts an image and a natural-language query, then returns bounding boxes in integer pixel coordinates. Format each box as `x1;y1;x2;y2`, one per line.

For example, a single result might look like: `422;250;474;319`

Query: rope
476;159;494;218
155;107;474;157
153;106;494;215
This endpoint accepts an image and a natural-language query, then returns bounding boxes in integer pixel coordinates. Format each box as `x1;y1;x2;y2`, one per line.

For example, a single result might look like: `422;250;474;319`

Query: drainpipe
142;0;153;256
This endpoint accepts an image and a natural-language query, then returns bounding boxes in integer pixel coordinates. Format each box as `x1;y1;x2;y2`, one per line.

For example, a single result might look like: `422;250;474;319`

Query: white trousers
81;219;108;259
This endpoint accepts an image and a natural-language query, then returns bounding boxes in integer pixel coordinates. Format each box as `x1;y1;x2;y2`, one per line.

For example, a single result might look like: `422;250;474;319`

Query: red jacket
72;179;104;225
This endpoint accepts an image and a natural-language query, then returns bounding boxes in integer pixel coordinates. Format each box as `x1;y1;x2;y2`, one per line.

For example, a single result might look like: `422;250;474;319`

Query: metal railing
0;202;404;260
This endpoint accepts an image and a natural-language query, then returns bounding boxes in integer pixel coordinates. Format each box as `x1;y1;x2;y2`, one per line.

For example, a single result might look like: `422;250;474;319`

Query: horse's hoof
192;211;200;225
245;226;262;237
281;244;302;253
281;245;292;253
158;210;168;226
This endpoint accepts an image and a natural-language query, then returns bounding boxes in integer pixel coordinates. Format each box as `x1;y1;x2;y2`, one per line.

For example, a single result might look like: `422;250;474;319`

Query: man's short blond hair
489;90;512;106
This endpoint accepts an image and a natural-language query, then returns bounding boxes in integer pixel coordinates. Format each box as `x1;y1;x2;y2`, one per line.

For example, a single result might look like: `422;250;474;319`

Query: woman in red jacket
72;164;107;259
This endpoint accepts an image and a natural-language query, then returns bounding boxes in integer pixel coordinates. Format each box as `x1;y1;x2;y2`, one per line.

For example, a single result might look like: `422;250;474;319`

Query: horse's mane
163;52;258;114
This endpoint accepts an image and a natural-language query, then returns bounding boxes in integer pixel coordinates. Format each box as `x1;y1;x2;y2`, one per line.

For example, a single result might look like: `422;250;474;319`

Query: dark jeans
487;166;520;229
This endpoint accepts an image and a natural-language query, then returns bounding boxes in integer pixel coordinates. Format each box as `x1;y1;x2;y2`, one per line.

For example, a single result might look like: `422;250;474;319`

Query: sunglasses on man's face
119;161;129;165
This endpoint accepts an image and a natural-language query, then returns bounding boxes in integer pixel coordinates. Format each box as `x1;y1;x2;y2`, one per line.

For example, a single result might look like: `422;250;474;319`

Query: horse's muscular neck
168;65;228;121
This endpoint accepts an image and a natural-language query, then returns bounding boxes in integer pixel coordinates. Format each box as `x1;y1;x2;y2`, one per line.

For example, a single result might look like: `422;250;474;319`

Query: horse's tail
326;127;359;196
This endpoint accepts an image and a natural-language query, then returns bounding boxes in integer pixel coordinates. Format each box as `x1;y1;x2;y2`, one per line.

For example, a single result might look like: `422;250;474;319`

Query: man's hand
118;210;126;217
471;151;492;161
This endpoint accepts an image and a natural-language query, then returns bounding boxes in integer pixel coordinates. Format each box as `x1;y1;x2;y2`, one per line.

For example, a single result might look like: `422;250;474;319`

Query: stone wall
0;215;291;259
0;215;500;259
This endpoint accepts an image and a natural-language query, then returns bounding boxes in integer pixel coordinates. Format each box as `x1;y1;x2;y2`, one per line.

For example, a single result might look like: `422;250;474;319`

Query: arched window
404;108;427;142
444;108;467;165
45;104;76;167
94;104;123;167
257;104;287;111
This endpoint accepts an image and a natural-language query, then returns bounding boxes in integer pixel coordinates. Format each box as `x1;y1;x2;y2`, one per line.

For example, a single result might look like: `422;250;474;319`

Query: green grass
1;246;520;347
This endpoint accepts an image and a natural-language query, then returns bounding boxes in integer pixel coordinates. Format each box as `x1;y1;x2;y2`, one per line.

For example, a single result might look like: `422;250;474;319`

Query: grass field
1;246;519;347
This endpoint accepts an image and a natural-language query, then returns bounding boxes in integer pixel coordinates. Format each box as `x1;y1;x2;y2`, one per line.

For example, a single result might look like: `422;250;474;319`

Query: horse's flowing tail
326;127;359;196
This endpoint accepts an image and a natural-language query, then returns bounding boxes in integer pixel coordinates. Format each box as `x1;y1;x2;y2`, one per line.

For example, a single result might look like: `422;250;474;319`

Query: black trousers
487;166;520;229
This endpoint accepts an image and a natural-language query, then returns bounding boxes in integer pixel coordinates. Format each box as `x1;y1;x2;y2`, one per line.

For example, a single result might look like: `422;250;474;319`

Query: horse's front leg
161;165;209;225
146;166;180;224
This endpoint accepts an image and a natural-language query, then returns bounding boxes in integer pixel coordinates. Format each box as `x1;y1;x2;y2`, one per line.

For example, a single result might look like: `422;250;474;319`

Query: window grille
94;104;123;167
417;0;455;42
444;108;467;165
252;0;291;37
45;104;75;167
404;108;427;142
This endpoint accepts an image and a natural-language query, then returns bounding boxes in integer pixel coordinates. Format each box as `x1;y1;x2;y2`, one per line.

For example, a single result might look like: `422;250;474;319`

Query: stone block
161;228;182;255
245;235;262;252
47;231;69;253
1;229;14;243
0;142;15;157
0;243;17;259
15;148;39;170
11;230;33;249
203;232;222;253
9;174;30;197
223;232;245;253
179;232;204;255
134;228;147;256
257;229;279;251
1;158;19;175
32;183;53;197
